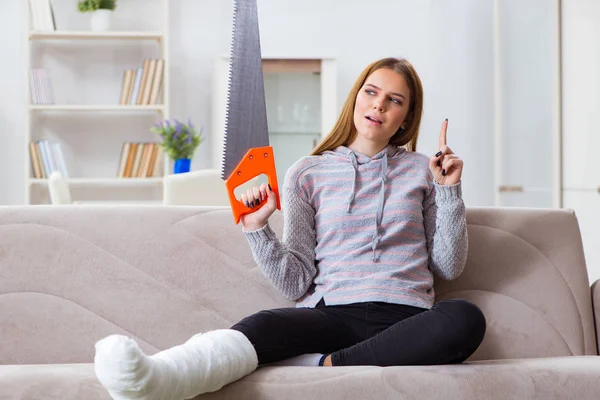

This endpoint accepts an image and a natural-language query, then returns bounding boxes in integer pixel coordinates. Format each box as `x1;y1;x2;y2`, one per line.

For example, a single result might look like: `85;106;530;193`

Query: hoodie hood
320;145;406;261
322;144;405;164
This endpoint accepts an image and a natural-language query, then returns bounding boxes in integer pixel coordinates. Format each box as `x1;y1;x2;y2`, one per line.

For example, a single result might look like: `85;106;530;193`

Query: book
30;140;68;178
30;68;55;105
29;142;43;179
116;142;163;178
149;60;164;105
118;60;165;106
129;68;143;105
119;69;135;105
30;0;56;31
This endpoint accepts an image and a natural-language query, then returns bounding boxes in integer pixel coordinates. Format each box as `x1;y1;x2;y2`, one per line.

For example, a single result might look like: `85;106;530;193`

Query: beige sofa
0;205;599;399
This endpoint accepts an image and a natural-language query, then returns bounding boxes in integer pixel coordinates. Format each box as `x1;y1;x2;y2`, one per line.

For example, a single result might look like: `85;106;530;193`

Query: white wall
423;0;495;207
0;1;28;205
0;0;496;207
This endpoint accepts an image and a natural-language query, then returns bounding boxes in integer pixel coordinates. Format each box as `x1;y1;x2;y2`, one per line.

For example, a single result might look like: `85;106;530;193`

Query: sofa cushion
2;357;599;400
434;207;598;359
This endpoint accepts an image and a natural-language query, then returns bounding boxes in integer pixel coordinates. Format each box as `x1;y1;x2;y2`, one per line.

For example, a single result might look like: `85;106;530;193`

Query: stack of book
29;0;56;31
29;140;68;179
30;68;55;105
117;142;164;178
119;59;165;106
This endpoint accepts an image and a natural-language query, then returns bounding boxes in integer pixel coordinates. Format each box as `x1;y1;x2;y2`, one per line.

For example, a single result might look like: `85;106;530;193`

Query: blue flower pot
174;158;191;174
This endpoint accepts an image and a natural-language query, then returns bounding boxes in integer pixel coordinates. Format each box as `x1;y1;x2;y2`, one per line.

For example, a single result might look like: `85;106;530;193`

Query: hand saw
221;0;281;224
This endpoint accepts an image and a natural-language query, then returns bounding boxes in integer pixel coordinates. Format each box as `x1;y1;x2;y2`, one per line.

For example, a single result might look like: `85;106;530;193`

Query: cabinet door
264;70;322;188
495;0;560;207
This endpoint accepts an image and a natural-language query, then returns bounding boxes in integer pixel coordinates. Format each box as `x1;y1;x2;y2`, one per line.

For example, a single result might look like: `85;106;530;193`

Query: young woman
94;57;486;400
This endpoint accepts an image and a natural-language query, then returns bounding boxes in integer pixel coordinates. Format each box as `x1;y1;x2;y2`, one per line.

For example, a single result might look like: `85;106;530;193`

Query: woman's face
353;68;411;145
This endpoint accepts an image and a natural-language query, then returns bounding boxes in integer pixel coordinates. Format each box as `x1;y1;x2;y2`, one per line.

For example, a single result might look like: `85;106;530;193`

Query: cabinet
493;0;561;208
212;57;337;188
25;0;170;205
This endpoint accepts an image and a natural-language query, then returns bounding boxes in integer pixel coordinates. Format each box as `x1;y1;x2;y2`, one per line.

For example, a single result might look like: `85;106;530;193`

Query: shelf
30;105;165;112
29;178;163;187
29;31;165;41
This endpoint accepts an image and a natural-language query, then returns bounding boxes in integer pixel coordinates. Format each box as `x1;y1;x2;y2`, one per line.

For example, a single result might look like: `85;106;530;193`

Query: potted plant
151;118;203;174
77;0;116;32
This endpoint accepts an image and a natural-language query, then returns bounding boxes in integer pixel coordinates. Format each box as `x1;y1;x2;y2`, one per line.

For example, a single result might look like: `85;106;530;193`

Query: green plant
151;118;203;160
77;0;116;12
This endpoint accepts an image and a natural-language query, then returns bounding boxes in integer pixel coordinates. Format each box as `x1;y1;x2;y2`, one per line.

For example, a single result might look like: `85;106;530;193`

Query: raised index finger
439;119;448;149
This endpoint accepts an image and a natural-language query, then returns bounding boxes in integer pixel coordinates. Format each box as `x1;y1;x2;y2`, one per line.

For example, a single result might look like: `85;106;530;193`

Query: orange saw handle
225;146;281;224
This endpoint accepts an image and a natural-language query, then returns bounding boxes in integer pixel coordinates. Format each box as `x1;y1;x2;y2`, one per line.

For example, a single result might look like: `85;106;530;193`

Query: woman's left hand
429;119;463;186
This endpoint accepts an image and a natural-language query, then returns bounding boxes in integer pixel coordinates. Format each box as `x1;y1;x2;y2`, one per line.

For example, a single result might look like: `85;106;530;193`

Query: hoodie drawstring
372;154;387;261
346;152;358;213
347;150;388;261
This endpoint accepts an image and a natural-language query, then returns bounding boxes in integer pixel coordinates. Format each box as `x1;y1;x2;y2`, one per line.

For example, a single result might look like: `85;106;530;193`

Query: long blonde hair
311;57;424;156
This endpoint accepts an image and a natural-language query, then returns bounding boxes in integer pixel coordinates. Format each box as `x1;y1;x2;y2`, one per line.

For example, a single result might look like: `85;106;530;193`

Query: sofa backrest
434;207;597;360
0;206;596;365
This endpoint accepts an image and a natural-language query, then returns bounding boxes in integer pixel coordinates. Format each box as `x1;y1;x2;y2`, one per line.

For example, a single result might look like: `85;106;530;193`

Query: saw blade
221;0;270;180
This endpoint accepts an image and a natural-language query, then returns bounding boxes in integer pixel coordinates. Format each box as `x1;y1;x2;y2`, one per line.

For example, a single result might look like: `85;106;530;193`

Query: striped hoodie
243;144;468;309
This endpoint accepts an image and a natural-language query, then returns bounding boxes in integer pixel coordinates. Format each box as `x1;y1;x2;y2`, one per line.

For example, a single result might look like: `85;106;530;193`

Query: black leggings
231;298;486;366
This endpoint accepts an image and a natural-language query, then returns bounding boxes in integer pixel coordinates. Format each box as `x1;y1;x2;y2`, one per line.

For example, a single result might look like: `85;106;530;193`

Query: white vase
90;9;112;32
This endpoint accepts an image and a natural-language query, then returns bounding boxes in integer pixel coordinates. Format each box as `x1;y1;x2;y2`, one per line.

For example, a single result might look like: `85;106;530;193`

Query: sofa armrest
593;279;600;355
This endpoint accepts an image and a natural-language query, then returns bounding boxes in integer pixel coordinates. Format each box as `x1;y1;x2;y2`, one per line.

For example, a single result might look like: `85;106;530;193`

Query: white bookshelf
25;0;170;205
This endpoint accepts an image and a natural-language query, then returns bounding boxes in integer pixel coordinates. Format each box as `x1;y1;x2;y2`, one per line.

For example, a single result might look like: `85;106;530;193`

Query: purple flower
173;119;184;139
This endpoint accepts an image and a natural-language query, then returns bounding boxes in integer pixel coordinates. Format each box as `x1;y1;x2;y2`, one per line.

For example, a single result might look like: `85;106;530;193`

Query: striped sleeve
243;172;318;300
423;180;469;280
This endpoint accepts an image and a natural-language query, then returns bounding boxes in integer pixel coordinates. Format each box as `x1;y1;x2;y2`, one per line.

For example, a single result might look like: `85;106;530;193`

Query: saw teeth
221;0;238;180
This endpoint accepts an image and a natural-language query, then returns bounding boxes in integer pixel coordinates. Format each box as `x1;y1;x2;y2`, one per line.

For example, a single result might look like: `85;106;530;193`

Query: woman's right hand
240;183;278;231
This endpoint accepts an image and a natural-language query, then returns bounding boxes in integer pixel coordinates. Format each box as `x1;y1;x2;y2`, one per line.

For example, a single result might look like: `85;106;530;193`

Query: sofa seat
2;356;599;400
